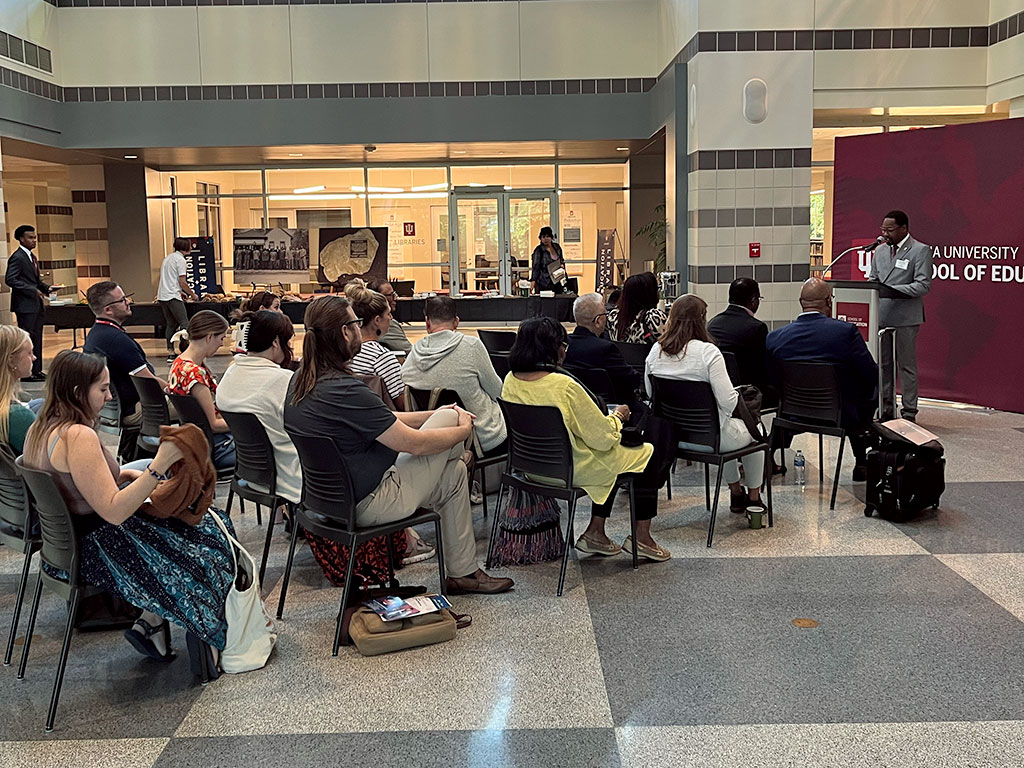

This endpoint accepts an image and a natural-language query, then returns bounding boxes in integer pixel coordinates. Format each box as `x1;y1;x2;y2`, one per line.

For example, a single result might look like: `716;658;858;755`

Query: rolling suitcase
863;328;945;522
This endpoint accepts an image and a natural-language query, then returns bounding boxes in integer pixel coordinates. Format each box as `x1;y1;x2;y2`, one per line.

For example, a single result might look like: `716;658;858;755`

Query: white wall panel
658;0;697;69
58;9;201;86
698;0;814;31
426;3;520;82
989;35;1024;86
989;0;1024;23
814;49;987;91
290;6;429;83
198;7;292;85
814;87;989;109
519;0;658;79
815;0;989;29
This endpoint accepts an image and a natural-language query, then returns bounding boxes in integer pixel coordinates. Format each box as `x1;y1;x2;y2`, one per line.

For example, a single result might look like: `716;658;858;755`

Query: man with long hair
284;295;514;595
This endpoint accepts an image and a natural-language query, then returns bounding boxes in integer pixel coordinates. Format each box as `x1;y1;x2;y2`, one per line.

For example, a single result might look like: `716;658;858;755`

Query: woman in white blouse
645;294;764;513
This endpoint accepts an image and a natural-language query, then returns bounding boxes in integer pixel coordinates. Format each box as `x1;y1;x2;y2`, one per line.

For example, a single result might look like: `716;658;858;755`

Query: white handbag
210;512;278;674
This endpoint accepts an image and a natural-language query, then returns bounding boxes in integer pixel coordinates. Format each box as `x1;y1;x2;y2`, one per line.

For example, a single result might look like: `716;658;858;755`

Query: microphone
862;237;885;252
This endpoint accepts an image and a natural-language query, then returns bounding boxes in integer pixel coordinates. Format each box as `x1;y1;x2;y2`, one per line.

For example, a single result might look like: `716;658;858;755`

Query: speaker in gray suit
869;209;932;421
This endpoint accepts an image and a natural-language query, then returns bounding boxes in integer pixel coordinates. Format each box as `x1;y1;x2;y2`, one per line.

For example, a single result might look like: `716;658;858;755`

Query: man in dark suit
766;278;878;480
707;277;772;402
5;225;50;381
563;292;641;406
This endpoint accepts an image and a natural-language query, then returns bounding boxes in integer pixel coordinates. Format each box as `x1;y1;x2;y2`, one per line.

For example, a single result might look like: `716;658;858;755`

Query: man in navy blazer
766;278;878;479
5;225;50;381
563;292;641;406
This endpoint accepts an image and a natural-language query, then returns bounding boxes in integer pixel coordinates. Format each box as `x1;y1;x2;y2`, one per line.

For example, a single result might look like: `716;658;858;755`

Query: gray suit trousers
880;325;920;417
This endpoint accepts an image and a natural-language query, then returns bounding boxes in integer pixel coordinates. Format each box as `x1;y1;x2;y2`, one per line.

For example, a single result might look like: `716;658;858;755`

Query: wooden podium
827;278;881;360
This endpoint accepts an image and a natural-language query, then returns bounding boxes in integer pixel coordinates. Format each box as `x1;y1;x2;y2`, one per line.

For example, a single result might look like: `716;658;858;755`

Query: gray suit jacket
869;234;932;327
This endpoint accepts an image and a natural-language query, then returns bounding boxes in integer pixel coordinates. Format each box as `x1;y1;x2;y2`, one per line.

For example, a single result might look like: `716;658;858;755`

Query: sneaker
401;529;436;566
470;480;483;506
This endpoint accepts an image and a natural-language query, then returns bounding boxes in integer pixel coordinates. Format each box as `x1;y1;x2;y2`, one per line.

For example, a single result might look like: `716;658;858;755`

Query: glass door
508;195;552;295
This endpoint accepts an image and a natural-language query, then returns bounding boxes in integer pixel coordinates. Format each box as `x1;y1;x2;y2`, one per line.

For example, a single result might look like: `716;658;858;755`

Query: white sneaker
401;528;436;566
470;481;483;506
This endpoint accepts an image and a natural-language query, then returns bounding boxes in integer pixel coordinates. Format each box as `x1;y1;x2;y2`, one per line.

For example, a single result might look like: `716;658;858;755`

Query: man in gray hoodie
401;296;507;455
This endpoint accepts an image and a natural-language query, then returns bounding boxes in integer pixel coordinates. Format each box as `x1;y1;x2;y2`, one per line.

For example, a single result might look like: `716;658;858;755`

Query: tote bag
210;512;278;673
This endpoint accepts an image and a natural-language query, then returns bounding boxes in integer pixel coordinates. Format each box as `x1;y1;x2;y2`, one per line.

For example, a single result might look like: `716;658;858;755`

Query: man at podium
870;210;932;422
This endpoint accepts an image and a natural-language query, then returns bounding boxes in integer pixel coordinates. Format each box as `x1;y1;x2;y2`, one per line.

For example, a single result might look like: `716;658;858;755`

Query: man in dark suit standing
5;225;50;381
767;278;878;480
707;277;772;402
563;292;641;406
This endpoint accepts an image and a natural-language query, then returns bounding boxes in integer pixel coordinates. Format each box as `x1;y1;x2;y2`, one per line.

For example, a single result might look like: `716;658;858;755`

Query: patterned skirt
73;508;235;649
306;530;408;594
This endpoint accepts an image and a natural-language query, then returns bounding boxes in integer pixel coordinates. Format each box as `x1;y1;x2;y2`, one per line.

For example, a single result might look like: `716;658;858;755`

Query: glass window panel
264;167;364;196
370;188;450;295
449;165;553;189
509;197;551;287
366;167;447;193
558;163;626;189
150;170;262;197
559;190;628;293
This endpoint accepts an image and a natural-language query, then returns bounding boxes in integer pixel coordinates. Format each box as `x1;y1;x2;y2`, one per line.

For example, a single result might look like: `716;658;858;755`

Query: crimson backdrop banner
833;119;1024;413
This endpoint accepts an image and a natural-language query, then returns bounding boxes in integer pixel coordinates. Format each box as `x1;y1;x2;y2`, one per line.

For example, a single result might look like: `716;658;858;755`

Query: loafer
445;570;514;595
576;535;621;556
622;535;671;562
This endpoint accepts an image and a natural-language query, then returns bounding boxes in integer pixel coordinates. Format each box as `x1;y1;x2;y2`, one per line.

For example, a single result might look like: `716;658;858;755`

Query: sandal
124;618;176;663
622;535;671;562
730;491;748;514
576;535;621;556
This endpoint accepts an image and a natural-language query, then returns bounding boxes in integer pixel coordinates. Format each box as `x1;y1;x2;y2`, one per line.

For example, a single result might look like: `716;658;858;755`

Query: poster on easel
183;236;216;297
233;228;310;284
596;229;617;291
317;227;389;286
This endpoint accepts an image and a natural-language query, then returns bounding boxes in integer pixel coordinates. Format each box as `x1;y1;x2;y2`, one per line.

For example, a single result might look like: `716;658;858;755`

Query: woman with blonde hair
344;278;405;410
645;294;765;513
0;325;38;452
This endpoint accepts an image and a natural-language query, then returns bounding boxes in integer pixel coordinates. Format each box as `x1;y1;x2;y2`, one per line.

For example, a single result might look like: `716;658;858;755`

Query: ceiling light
467;183;487;188
268;194;358;201
292;185;326;194
557;190;563;195
410;183;449;192
352;186;404;193
288;153;304;157
452;150;467;155
367;192;448;199
123;154;138;159
616;146;629;151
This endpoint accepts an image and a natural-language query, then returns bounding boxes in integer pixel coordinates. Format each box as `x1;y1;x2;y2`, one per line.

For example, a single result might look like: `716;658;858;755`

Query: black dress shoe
902;414;916;423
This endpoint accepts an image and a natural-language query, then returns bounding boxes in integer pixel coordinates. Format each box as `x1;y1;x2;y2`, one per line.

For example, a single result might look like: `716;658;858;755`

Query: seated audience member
167;310;236;470
283;295;513;595
82;281;168;432
766;278;878;481
0;325;37;453
23;350;235;664
345;279;406;410
564;292;642;407
216;310;423;579
605;286;622;314
606;272;668;344
230;290;282;354
367;278;412;354
503;317;670;561
707;278;773;401
401;296;506;455
646;294;765;514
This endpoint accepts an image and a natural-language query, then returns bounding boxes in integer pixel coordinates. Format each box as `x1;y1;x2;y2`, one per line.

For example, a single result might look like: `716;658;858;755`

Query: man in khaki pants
284;294;514;595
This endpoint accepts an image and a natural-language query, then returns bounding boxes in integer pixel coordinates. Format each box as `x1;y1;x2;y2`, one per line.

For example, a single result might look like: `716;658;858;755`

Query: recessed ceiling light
452;150;467;155
123;154;138;159
288;153;304;157
616;147;629;151
292;185;326;194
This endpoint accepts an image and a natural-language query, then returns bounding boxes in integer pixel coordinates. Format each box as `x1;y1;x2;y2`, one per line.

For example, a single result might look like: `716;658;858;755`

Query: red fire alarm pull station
749;242;761;258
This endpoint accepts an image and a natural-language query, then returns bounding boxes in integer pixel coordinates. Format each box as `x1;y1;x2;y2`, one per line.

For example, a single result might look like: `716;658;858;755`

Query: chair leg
259;501;279;586
628;480;639;570
17;574;43;680
706;464;725;548
225;487;234;515
830;434;846;511
333;537;358;657
433;519;447;595
666;471;672;500
557;497;579;597
386;535;396;588
764;447;774;528
276;513;302;620
4;547;34;666
485;483;507;569
478;467;488;519
704;464;711;511
819;433;825;484
45;590;80;733
239;498;246;516
255;504;263;527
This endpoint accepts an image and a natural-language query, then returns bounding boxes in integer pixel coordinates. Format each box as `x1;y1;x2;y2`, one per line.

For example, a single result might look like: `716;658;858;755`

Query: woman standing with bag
529;227;567;295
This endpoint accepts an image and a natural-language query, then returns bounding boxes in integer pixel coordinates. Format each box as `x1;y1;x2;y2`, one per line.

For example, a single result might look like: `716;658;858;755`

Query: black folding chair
611;341;650;370
404;386;508;518
721;351;741;386
770;361;846;511
278;433;446;656
487;399;639;597
0;446;38;667
477;329;517;355
563;366;617;406
131;374;175;457
98;387;139;463
167;393;235;482
221;410;296;582
488;352;511;382
649;376;772;548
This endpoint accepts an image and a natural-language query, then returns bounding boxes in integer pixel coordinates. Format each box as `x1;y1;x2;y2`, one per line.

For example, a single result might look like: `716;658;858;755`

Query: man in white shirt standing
158;237;199;361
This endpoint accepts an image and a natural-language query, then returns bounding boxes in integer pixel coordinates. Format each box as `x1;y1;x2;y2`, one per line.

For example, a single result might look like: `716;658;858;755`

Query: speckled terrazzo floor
1;333;1023;766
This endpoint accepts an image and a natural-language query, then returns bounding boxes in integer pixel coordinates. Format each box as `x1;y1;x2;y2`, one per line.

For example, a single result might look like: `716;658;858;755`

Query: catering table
45;295;576;343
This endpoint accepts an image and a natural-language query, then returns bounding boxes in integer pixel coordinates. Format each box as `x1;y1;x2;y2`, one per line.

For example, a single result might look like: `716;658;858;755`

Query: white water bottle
794;450;806;488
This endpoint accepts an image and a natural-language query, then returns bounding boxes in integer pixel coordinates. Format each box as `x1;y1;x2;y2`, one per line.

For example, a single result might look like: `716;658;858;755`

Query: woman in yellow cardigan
502;317;670;561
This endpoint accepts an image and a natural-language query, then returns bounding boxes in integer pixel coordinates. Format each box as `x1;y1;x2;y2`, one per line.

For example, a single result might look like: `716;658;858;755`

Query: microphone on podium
861;236;886;252
822;237;885;275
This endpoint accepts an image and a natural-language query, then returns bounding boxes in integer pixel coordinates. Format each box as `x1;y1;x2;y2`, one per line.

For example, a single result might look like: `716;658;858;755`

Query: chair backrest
97;386;121;431
477;329;517;355
404;387;464;412
220;410;277;494
166;393;214;455
489;353;511;381
562;365;616;405
353;373;399;411
497;399;575;488
649;376;722;451
15;457;82;587
287;432;357;530
777;361;843;427
0;445;31;534
131;375;173;438
721;350;741;385
611;340;649;370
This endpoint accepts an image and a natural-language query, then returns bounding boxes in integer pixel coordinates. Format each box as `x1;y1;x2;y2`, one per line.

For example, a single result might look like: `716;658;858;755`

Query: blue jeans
211;432;236;471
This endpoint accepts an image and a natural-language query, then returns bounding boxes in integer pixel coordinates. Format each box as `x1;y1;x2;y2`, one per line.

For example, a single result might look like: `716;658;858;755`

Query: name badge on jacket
895;258;909;269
